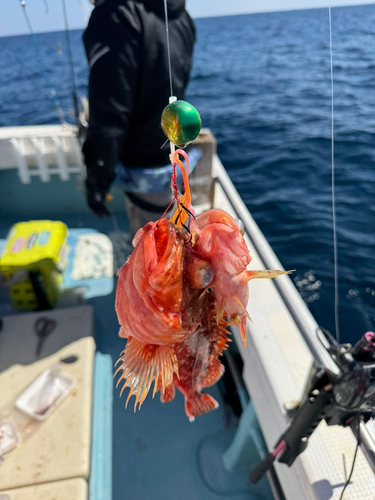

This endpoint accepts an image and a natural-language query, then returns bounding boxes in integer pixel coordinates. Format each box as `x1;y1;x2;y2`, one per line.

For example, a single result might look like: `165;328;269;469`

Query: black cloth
82;0;196;187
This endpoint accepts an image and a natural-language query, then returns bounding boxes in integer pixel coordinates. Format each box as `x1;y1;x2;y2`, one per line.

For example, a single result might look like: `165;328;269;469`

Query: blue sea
0;5;375;344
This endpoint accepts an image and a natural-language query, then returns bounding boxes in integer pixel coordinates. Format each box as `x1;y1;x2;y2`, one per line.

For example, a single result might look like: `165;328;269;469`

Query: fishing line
163;0;174;97
111;214;121;234
328;1;340;344
339;415;360;500
76;0;90;23
61;0;80;124
327;9;361;497
111;213;136;250
18;0;66;124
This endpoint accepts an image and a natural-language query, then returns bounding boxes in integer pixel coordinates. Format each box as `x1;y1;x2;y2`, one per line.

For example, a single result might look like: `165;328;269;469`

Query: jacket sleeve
82;3;142;190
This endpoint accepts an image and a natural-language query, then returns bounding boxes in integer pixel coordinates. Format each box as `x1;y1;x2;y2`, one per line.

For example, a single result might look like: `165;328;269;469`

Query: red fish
165;292;231;419
115;151;290;417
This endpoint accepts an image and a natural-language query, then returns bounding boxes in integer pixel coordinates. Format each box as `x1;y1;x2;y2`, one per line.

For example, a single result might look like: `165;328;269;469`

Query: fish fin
201;358;225;388
118;326;127;338
233;294;251;322
239;315;247;347
216;300;225;325
115;337;178;411
185;392;219;418
244;269;294;281
160;384;175;403
211;325;231;357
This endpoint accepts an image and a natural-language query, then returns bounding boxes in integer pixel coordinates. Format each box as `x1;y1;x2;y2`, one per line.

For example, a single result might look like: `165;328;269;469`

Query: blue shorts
112;147;202;194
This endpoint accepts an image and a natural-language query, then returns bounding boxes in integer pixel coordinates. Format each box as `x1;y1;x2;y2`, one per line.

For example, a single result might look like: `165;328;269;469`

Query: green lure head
161;100;201;148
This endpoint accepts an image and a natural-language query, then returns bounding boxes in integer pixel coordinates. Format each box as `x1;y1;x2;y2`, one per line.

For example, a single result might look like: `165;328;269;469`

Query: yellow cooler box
0;221;69;310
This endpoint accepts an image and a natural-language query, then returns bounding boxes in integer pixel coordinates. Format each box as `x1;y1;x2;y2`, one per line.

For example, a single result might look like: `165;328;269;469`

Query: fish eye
234;218;244;235
207;288;213;293
201;267;214;288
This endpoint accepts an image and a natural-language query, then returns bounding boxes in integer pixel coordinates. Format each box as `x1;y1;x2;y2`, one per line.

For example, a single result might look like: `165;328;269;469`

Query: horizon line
0;2;371;38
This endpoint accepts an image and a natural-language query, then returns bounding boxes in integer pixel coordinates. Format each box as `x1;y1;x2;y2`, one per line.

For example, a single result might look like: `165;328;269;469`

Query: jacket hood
139;0;186;19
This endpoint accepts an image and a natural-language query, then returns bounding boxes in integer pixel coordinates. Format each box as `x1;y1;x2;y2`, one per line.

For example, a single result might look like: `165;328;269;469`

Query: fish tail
185;392;219;418
115;337;178;411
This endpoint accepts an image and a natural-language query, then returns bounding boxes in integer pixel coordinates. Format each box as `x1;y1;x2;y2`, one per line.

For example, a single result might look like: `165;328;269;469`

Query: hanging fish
114;149;291;418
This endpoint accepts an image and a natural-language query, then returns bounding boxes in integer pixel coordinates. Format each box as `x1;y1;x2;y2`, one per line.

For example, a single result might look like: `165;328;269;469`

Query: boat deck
2;129;375;499
0;178;273;500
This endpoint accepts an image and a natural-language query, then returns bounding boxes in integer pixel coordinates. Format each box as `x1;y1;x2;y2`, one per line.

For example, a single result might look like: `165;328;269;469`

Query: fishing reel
250;328;375;483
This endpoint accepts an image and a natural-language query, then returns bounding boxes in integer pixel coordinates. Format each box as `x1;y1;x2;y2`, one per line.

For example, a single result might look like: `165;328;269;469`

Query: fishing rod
250;328;375;488
18;0;66;125
61;0;81;130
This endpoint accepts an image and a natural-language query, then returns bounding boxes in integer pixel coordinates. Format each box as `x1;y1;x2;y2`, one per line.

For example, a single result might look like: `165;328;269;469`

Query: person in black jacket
82;0;196;236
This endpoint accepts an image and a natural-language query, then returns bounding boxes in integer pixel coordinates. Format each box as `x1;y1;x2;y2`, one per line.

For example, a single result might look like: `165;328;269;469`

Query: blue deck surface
0;179;273;499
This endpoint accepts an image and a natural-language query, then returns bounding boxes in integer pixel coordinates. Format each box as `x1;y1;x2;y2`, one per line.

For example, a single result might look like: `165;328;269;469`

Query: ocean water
0;5;375;344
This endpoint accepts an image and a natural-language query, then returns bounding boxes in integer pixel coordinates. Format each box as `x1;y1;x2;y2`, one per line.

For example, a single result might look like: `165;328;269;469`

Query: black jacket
83;0;196;190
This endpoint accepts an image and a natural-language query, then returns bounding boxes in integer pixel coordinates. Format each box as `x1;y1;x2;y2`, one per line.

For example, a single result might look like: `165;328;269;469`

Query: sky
0;0;374;37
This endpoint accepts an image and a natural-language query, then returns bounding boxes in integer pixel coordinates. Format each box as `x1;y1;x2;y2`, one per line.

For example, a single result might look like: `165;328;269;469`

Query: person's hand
83;138;114;217
86;178;112;217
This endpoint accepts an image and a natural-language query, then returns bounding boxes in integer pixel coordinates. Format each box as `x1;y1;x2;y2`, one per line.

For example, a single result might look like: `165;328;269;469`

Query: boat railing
212;154;375;475
0;124;84;184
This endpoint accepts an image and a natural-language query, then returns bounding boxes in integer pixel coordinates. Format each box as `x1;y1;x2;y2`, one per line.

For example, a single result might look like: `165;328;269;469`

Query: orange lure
115;150;290;418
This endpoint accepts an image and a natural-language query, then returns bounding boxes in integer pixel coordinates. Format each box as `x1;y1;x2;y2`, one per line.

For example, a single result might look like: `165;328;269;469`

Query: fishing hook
180;202;196;220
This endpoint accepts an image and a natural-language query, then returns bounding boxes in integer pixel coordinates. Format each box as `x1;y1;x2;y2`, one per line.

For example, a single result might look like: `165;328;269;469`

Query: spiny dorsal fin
115;337;178;411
